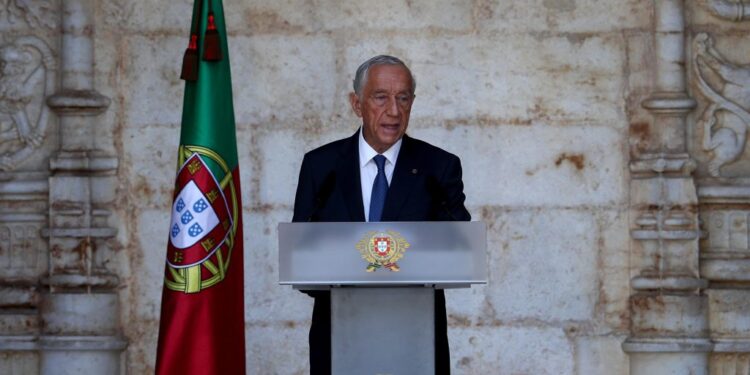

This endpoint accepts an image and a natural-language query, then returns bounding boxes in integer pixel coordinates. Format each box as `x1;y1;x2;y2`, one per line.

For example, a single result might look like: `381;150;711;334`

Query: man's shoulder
404;135;460;162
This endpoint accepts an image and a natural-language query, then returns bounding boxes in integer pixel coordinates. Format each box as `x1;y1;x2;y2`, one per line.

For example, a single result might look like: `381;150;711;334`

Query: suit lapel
382;135;420;221
337;131;365;221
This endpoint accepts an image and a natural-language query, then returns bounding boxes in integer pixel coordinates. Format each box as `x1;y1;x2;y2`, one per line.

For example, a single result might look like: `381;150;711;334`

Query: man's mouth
380;123;400;133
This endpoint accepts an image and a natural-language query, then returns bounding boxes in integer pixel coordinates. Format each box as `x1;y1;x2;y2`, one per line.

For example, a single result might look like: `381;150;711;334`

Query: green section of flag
180;0;237;176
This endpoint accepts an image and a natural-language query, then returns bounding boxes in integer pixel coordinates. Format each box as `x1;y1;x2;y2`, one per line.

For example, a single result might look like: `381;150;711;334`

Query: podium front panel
278;221;486;287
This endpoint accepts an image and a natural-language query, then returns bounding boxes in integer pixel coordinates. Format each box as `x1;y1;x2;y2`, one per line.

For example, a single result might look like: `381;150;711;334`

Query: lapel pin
411;168;418;174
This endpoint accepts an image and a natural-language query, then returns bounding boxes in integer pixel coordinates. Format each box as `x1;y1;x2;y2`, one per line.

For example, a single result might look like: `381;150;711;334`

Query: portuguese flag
155;0;246;373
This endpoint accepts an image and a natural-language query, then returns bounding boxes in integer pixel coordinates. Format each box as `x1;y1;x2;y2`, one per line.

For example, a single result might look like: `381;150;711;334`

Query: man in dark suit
292;55;470;375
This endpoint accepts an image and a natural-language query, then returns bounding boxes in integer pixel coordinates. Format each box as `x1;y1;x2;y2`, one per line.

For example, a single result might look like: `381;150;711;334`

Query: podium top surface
278;221;487;288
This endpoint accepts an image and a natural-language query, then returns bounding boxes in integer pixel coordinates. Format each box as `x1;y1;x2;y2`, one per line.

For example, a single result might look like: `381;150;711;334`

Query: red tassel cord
202;11;222;61
180;34;199;81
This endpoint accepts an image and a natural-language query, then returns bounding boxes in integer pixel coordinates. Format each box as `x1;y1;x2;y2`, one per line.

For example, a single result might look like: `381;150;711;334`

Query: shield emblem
374;237;391;257
166;153;233;268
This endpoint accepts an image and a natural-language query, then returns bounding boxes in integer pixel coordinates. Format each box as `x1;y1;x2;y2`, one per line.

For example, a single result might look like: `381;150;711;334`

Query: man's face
350;64;414;153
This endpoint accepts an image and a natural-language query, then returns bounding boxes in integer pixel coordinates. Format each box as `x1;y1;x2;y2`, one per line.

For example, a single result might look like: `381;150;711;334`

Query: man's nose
386;96;399;117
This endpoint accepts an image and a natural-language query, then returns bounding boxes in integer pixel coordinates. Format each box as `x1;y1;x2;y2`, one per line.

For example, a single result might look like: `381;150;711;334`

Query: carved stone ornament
704;0;750;22
0;36;55;171
104;0;135;27
1;0;57;29
693;33;750;177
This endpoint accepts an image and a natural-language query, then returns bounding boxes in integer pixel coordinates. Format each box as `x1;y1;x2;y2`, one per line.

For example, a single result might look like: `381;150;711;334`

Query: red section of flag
156;168;245;374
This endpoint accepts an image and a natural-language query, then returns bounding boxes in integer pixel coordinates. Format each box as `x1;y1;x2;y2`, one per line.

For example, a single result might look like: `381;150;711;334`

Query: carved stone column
40;0;125;373
623;0;711;373
691;1;750;373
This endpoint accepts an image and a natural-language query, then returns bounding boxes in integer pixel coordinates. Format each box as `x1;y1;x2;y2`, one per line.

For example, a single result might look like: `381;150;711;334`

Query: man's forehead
365;65;413;90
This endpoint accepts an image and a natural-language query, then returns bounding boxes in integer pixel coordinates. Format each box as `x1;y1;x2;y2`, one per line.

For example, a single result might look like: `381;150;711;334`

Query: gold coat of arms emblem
356;231;410;272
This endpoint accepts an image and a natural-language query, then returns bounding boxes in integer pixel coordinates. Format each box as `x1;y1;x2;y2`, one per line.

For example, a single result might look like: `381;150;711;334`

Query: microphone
307;171;337;222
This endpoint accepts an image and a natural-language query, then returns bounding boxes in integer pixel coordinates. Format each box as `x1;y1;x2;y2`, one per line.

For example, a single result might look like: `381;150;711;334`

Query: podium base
331;287;435;375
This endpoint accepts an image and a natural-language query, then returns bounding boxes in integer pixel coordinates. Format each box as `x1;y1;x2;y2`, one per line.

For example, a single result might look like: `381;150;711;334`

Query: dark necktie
369;155;388;222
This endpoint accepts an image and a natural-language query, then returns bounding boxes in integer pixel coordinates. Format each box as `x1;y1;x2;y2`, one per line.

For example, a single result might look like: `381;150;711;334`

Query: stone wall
1;0;749;374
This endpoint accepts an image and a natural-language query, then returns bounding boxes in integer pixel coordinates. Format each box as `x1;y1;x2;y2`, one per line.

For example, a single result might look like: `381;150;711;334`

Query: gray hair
352;55;416;97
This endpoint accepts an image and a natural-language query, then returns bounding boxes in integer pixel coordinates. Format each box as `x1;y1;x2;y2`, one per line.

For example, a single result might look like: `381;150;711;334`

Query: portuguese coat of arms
356;231;410;272
164;147;239;293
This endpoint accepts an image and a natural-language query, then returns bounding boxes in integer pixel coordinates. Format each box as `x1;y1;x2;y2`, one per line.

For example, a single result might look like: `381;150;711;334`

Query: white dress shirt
358;129;402;221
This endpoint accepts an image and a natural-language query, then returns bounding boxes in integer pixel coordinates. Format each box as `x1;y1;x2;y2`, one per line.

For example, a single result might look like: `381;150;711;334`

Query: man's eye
372;95;388;104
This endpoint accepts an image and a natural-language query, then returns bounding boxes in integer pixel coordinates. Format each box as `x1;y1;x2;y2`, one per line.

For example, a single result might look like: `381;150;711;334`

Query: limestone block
575;335;629;375
0;312;38;335
246;326;308;375
410;124;626;207
108;0;321;35
626;32;657;152
445;284;493;327
481;208;599;322
40;347;122;375
710;354;750;374
708;290;750;339
0;351;39;375
630;177;699;207
108;0;192;32
121;124;180;209
252;128;313;208
40;293;119;335
122;320;158;375
244;209;312;323
631;294;708;337
476;0;650;32
311;0;471;31
597;210;632;331
229;0;322;34
449;326;573;374
252;125;364;207
130;209;171;321
629;352;708;375
343;33;626;125
230;35;337;125
121;35;186;127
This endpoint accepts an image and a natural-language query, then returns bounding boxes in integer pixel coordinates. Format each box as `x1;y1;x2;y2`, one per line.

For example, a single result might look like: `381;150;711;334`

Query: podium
279;222;486;375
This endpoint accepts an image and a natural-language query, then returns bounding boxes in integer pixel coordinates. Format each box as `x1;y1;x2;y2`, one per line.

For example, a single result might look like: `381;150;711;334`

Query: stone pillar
623;0;711;373
691;1;750;373
41;0;125;373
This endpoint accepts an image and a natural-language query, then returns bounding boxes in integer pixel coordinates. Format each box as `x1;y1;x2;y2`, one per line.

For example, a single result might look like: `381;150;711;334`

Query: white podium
279;222;486;375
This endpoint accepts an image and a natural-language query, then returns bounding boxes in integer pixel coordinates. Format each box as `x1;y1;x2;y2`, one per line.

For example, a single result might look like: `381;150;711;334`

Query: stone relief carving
104;0;134;27
693;33;750;177
704;0;750;22
0;36;54;171
1;0;56;29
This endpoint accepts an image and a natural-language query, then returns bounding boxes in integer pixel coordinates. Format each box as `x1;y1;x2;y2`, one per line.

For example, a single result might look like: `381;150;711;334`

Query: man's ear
349;92;363;118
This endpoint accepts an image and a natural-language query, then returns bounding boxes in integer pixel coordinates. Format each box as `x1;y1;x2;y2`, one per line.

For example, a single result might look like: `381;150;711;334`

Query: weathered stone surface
342;33;627;125
312;0;472;31
0;352;38;375
575;335;629;374
481;208;599;322
231;35;338;125
708;290;750;339
120;35;185;127
244;209;311;323
476;0;651;32
246;325;309;375
4;0;746;373
449;326;574;374
129;209;171;321
120;125;180;209
412;125;627;207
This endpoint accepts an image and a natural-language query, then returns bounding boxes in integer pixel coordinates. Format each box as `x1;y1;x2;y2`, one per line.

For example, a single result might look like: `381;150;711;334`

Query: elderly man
292;55;470;375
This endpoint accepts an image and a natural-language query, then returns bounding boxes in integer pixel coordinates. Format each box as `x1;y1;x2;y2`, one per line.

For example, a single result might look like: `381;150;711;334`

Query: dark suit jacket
292;130;471;375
